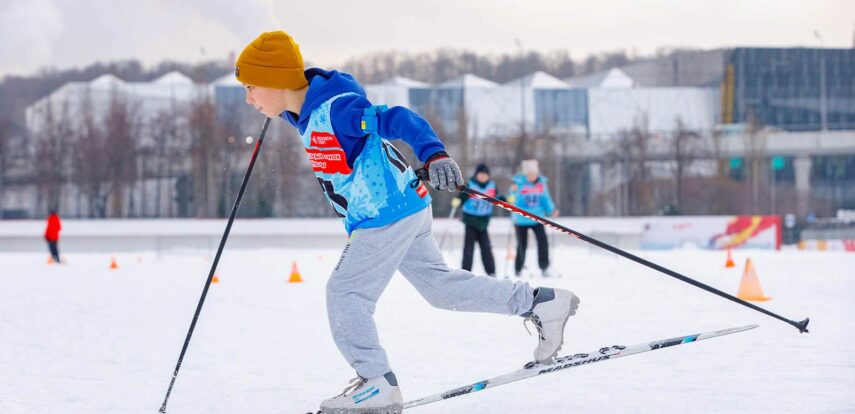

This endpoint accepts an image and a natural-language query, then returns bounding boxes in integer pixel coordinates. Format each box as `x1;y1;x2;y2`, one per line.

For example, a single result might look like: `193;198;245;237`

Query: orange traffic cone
47;256;55;265
288;261;303;283
212;274;220;283
725;248;735;268
109;257;119;270
737;258;771;302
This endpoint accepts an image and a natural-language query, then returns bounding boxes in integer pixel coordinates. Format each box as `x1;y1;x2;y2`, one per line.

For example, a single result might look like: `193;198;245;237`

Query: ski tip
793;317;810;334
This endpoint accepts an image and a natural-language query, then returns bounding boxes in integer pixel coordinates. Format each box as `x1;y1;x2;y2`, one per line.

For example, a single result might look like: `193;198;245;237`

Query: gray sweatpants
327;206;535;378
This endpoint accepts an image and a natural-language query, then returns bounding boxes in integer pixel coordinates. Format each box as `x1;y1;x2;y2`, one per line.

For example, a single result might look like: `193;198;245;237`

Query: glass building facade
408;88;464;135
534;89;588;132
723;48;855;131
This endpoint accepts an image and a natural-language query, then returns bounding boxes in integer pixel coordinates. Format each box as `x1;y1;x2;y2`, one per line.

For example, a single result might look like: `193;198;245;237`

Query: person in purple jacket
235;31;579;413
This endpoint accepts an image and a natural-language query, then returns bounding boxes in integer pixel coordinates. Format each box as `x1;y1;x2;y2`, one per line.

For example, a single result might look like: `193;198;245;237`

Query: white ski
403;324;758;410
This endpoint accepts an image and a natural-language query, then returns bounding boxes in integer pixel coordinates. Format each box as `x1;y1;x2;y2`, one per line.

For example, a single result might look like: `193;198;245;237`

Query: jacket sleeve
330;94;446;163
541;181;556;214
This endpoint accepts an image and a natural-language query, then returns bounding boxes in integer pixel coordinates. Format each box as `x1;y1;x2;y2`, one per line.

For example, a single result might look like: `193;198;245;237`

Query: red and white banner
641;216;781;250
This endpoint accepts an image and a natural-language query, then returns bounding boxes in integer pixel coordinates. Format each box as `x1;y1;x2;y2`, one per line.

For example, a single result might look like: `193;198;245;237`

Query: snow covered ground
1;244;853;413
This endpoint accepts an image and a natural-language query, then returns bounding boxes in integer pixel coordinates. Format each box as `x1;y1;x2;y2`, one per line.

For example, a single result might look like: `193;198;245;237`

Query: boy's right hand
423;152;464;192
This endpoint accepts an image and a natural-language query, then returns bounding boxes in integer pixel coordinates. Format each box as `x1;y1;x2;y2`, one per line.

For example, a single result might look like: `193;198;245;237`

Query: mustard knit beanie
235;31;308;89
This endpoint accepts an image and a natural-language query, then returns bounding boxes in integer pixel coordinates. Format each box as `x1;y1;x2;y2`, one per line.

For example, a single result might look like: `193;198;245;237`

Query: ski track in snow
0;247;853;413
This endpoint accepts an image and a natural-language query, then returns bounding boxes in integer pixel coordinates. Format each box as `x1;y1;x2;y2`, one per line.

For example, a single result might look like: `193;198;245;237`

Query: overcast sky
1;0;852;79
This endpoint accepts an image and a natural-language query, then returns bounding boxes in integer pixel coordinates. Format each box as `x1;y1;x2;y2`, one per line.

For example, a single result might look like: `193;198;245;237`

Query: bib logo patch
306;132;352;174
310;131;343;148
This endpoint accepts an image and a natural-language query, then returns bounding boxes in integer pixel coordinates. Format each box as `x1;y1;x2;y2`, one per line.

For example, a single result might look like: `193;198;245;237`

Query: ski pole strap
460;185;810;334
361;104;388;134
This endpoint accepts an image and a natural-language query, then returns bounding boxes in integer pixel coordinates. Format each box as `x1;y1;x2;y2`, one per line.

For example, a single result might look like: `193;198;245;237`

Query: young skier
452;163;500;276
235;31;579;413
509;160;558;278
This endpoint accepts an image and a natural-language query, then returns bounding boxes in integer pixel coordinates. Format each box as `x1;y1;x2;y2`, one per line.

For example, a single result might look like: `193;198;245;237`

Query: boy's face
525;171;539;182
244;84;289;118
475;172;489;183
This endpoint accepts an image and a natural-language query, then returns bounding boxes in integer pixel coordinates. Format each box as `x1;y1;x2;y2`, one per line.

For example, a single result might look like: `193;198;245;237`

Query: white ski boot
320;372;403;414
523;288;580;363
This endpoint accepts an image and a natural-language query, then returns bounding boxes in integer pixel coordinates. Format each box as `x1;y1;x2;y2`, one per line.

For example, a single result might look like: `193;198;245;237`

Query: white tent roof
213;73;242;86
565;68;635;89
152;71;193;85
505;71;569;89
438;74;498;89
376;76;430;88
89;74;125;88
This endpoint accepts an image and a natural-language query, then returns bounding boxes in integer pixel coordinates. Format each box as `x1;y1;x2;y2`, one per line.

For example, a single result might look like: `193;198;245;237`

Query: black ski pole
435;179;809;334
159;117;272;413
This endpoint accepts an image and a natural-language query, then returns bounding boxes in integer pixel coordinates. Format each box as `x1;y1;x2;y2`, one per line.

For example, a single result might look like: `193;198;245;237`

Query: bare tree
743;112;768;214
604;114;654;215
671;118;702;213
0;114;11;218
32;97;73;215
187;93;223;217
149;101;186;217
102;90;140;217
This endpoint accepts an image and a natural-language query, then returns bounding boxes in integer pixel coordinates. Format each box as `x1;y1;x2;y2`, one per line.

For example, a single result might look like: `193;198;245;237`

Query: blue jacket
281;68;445;164
280;68;442;233
509;174;556;226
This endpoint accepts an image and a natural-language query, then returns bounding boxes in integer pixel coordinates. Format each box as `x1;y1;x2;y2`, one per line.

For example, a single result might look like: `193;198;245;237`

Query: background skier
452;163;502;276
509;160;558;278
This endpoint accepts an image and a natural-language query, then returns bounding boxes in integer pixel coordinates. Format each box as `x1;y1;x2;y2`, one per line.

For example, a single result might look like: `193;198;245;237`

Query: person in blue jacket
235;31;579;414
509;160;558;278
452;163;501;276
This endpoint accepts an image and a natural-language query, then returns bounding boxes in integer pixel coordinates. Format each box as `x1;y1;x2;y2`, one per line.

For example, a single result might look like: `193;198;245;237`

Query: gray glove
426;154;464;192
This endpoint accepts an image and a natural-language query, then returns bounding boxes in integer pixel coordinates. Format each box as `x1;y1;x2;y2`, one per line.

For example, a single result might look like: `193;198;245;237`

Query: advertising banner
641;216;781;250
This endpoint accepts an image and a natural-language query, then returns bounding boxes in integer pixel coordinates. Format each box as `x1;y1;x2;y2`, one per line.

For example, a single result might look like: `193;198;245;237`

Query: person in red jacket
45;209;61;264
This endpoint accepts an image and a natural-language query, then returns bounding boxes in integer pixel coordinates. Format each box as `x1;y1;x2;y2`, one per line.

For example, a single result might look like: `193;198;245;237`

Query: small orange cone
737;258;771;302
109;257;119;270
47;256;55;265
212;274;220;283
288;261;303;283
725;248;735;268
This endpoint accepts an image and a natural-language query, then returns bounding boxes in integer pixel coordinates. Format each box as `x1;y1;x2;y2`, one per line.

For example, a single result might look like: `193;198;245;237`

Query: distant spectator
45;209;62;264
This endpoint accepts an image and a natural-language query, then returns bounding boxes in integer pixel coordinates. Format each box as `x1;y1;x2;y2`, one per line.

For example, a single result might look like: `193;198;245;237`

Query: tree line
2;46;804;219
